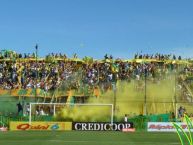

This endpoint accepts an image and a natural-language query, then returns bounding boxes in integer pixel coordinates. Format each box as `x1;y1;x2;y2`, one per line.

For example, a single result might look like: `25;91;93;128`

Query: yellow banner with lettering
10;121;72;131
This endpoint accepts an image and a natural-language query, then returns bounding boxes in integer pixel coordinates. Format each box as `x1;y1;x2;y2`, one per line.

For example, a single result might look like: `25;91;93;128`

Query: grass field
0;131;185;145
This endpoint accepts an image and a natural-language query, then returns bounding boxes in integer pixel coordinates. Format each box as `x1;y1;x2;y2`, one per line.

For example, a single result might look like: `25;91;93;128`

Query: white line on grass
0;140;181;145
45;140;182;144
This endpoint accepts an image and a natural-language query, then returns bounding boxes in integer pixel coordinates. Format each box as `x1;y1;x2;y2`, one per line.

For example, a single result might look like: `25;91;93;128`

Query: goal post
29;103;114;125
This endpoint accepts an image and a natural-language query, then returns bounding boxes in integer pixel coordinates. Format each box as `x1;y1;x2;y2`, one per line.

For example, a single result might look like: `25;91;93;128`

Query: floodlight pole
113;82;116;119
174;68;177;120
35;44;38;102
144;68;147;115
111;104;114;125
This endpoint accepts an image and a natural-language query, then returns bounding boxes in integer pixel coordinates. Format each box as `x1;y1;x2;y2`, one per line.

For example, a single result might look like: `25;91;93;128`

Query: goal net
29;103;114;125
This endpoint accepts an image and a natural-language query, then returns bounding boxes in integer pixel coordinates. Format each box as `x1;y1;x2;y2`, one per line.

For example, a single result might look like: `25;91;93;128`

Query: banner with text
148;122;193;132
72;122;134;131
10;121;72;131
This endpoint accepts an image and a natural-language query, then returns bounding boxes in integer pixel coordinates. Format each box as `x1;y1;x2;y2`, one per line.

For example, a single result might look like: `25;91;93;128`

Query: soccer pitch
0;131;183;145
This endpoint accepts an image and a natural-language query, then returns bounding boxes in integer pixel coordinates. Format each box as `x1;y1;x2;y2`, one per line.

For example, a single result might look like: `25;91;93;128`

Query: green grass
0;131;185;145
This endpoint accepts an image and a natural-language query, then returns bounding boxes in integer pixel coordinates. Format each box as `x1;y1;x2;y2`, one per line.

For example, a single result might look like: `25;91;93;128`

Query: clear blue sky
0;0;193;59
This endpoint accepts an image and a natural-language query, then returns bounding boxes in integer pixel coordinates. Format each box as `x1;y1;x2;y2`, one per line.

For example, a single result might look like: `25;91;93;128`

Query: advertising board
72;122;134;131
148;122;193;132
10;122;72;131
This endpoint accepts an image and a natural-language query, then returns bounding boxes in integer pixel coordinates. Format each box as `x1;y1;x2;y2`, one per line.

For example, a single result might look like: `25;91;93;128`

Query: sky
0;0;193;59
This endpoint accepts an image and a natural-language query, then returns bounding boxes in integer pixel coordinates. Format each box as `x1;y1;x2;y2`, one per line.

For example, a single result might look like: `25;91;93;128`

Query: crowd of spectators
0;51;36;59
0;51;193;121
0;60;78;91
177;63;193;102
0;52;192;96
0;50;68;60
134;53;182;60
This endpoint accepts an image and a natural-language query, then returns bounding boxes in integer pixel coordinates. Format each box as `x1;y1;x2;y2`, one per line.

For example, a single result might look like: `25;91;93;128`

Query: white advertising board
148;122;193;132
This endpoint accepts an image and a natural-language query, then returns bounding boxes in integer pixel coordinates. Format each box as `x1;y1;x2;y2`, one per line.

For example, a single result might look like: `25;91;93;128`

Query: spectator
17;102;23;115
124;114;128;123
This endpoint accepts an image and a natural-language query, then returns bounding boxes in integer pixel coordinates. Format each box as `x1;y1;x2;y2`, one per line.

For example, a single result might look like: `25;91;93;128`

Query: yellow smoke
56;75;179;121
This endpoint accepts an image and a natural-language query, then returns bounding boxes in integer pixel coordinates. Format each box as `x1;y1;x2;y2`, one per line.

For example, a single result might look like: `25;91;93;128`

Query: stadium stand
0;49;192;123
